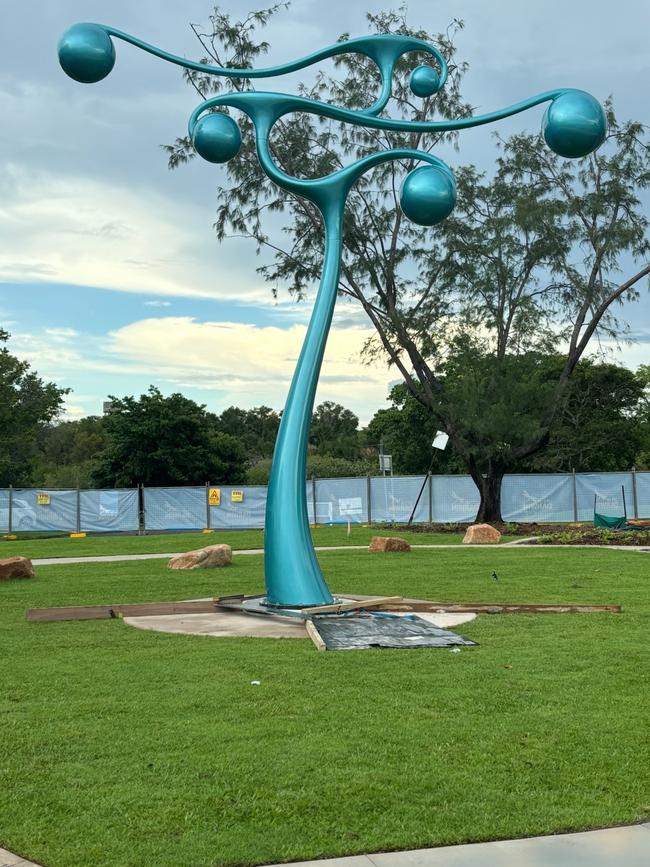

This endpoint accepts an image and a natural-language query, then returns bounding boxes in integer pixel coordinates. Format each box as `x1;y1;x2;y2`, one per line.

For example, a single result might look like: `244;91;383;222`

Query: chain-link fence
0;470;646;534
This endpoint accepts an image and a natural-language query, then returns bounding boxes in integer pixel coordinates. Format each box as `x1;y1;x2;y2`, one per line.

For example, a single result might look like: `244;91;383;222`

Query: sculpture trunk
264;206;343;607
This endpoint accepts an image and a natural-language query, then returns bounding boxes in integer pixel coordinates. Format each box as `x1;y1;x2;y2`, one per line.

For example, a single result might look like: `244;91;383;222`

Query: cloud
144;300;172;308
105;316;392;422
0;162;276;306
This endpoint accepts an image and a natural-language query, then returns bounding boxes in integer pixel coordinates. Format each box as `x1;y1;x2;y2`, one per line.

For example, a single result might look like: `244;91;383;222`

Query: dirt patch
530;528;650;546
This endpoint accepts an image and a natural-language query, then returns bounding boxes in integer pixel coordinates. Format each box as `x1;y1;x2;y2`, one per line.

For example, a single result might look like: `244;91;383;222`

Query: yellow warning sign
231;489;244;503
37;493;51;506
208;488;221;507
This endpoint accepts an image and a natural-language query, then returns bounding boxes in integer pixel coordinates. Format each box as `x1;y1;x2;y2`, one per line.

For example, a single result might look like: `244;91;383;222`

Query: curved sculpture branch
58;22;608;607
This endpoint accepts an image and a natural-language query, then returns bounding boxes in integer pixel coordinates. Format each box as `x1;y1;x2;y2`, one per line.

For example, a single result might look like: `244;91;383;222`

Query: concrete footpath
3;823;648;866
264;823;650;866
30;540;649;566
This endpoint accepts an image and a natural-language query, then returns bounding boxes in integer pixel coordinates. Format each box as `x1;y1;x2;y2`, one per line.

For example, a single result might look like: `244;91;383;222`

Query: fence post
8;485;12;534
205;481;211;529
632;467;639;519
311;476;317;525
76;487;81;533
571;468;578;522
366;475;372;524
428;472;433;523
139;484;146;535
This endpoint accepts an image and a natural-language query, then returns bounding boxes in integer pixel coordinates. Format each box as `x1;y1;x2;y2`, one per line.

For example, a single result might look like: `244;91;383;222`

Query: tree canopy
0;330;67;487
91;387;246;487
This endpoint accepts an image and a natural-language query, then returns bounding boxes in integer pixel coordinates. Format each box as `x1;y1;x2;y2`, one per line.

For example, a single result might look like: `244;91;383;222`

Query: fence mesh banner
575;472;635;521
370;475;429;523
3;472;648;533
431;476;480;523
501;474;575;523
12;489;77;532
209;486;267;529
314;477;369;524
80;489;139;533
635;472;650;519
0;489;9;533
143;487;206;531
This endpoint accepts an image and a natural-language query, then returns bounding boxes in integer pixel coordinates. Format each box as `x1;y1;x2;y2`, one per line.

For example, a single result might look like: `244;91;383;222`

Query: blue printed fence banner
1;471;648;534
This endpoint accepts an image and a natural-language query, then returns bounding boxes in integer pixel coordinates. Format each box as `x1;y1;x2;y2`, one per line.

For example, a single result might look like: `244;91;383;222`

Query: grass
0;547;648;866
0;525;516;560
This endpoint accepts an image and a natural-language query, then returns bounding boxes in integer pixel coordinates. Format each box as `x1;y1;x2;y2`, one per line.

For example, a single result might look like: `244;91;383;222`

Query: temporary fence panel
305;480;333;524
431;475;480;523
143;486;206;531
0;489;9;533
370;475;429;523
575;472;635;522
314;477;369;524
501;474;575;523
634;471;650;519
209;485;267;530
80;489;139;533
12;489;77;532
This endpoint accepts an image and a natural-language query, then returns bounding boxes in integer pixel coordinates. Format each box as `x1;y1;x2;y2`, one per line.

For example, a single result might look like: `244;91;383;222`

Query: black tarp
312;613;477;651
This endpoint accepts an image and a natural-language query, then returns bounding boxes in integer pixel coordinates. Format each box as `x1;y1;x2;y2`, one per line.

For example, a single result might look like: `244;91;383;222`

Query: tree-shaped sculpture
59;22;607;609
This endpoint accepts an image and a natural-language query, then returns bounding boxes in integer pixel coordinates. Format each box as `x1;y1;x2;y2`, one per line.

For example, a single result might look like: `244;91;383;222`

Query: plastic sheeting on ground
312;613;477;651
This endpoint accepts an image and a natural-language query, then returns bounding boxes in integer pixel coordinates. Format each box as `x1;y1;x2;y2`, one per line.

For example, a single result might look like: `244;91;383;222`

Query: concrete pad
124;607;306;639
123;601;476;640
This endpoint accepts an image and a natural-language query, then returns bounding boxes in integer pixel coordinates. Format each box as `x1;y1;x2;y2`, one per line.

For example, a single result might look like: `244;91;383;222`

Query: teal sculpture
58;22;607;608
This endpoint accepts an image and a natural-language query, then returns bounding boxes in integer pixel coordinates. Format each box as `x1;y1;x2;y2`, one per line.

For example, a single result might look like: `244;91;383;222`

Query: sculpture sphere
543;90;607;158
192;113;242;163
410;65;441;97
58;23;115;83
400;165;456;226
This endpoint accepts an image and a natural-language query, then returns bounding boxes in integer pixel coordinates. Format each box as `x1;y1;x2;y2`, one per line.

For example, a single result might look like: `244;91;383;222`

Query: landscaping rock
462;523;501;544
368;536;411;553
168;544;232;570
0;556;35;580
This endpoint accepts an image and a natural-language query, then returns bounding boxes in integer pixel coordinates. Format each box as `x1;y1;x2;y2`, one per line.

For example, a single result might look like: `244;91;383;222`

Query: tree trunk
470;463;505;523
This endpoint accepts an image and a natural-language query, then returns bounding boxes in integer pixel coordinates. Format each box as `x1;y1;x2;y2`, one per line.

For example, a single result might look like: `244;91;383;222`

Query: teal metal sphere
410;64;441;98
192;113;242;163
400;165;456;226
543;90;607;158
58;23;115;83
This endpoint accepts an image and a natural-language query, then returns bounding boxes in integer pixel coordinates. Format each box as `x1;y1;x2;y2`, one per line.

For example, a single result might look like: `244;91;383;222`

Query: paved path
3;823;648;866
31;540;649;566
263;824;650;866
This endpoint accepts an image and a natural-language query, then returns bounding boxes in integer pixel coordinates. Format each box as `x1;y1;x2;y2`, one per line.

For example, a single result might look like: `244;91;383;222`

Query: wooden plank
369;600;621;614
26;599;218;623
302;596;403;616
26;605;115;622
305;619;327;652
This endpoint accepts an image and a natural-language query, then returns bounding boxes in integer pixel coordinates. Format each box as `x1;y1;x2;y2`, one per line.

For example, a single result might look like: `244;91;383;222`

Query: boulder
0;556;35;580
168;544;232;570
462;523;501;544
368;536;411;553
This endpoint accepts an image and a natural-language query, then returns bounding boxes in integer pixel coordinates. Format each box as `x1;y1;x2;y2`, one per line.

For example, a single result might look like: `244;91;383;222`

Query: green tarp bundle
594;512;629;530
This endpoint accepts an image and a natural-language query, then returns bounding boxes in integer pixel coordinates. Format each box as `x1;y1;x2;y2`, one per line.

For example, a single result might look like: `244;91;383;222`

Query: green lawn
0;547;648;867
0;525;516;560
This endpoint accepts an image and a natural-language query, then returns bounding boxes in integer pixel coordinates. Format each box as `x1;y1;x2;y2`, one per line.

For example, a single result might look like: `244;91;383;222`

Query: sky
1;0;649;424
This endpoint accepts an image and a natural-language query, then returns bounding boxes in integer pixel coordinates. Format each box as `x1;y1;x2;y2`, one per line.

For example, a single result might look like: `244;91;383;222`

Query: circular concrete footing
123;602;476;639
